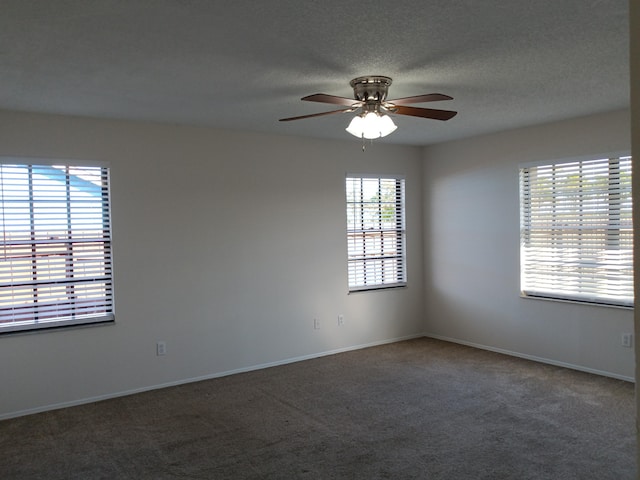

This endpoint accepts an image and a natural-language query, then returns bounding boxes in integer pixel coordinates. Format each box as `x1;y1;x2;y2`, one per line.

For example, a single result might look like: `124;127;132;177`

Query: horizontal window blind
346;176;406;291
519;156;633;307
0;163;114;332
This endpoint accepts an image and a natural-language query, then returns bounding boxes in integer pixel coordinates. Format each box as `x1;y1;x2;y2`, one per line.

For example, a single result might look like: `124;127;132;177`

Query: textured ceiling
0;0;630;146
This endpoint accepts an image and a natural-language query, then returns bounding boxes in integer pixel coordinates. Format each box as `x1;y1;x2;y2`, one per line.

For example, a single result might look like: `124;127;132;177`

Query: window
519;156;633;307
0;162;114;333
346;175;406;291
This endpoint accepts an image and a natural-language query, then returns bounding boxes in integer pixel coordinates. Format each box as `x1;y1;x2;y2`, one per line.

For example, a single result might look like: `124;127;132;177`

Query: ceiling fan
279;76;457;140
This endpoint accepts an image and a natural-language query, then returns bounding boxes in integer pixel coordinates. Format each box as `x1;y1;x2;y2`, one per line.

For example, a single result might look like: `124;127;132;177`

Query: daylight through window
519;156;633;307
346;175;406;291
0;162;114;333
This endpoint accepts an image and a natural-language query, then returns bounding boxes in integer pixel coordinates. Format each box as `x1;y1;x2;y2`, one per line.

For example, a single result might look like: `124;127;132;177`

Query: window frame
345;174;407;292
519;153;633;308
0;158;115;333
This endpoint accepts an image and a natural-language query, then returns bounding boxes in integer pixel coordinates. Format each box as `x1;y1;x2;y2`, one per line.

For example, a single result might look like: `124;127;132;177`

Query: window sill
520;294;633;310
349;284;407;294
0;316;115;337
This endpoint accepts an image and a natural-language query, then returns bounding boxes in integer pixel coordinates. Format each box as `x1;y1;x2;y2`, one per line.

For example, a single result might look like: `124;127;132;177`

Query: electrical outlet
313;318;320;330
621;333;633;348
338;314;344;326
157;341;167;356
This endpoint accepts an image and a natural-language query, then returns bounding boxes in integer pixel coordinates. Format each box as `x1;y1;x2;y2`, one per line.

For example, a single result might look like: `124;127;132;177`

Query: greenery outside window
519;156;633;307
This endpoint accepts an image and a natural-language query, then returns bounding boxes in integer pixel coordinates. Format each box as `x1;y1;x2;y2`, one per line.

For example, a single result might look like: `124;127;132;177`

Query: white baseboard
423;332;635;383
0;333;424;421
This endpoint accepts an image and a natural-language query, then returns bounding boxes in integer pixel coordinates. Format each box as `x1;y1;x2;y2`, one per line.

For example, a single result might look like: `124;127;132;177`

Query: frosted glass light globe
346;113;397;139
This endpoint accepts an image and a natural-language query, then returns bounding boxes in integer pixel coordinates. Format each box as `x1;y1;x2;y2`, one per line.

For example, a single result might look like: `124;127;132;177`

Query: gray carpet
0;338;635;479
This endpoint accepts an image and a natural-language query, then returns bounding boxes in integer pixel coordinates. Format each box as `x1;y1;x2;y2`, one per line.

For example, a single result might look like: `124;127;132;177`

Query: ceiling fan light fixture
346;112;397;139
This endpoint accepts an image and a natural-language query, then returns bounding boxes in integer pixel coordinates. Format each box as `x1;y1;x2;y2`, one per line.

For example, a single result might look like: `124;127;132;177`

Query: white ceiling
0;0;630;146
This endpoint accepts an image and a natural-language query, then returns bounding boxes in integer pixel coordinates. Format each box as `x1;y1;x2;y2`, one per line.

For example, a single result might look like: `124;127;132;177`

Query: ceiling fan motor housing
350;76;392;103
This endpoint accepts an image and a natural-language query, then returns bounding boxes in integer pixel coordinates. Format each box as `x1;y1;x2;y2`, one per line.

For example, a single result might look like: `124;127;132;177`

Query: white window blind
519;156;633;307
0;163;114;333
346;175;406;291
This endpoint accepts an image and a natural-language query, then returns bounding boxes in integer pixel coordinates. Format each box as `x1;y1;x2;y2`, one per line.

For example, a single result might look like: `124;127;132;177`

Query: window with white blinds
0;162;114;333
519;156;633;307
346;175;406;291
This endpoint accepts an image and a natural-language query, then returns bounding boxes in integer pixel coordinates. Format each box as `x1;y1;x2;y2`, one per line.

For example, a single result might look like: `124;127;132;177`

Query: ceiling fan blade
392;105;457;121
385;93;453;105
279;108;354;122
301;94;362;106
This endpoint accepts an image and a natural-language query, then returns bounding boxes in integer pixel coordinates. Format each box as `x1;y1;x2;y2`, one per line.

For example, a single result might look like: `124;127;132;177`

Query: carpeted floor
0;338;635;479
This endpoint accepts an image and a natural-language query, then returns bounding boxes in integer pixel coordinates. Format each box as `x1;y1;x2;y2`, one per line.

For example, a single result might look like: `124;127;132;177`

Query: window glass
0;163;114;332
519;156;632;307
346;175;406;291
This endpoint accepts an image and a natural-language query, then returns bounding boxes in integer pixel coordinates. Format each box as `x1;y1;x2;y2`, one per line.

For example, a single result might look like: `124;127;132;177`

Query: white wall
0;110;425;419
1;105;633;419
422;109;634;380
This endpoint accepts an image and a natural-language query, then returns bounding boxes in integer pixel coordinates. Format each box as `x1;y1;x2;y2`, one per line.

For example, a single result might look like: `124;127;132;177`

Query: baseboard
0;333;424;421
423;332;635;383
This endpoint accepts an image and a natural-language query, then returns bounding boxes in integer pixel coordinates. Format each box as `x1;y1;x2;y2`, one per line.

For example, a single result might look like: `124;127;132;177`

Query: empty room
1;1;638;479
